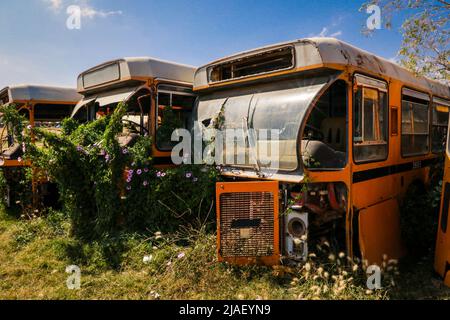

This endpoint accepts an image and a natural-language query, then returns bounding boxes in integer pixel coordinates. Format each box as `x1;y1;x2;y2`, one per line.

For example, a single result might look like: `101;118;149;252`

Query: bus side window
401;89;430;157
353;85;388;163
431;103;449;153
156;89;196;151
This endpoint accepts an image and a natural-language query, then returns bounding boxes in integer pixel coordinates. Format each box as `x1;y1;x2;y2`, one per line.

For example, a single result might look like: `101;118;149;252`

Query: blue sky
0;0;408;89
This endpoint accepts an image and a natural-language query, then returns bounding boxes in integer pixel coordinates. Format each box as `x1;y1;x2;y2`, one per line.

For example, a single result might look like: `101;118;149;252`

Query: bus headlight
288;217;307;238
285;211;308;261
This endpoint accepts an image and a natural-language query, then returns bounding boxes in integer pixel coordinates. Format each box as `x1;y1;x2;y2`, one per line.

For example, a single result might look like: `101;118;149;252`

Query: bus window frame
154;84;196;152
447;110;450;156
352;73;390;165
431;96;450;154
302;78;349;172
400;86;431;158
33;103;74;124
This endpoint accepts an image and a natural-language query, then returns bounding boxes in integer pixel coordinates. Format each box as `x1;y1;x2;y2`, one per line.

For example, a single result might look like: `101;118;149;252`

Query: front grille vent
219;192;275;257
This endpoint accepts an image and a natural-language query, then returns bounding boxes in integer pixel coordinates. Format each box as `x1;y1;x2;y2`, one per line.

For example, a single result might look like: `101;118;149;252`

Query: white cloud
43;0;63;12
330;31;343;37
311;27;343;38
42;0;122;19
309;15;346;39
81;6;123;19
318;27;328;37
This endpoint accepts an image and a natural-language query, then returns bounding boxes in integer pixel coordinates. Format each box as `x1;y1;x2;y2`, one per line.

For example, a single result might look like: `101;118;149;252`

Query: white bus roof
194;37;450;99
0;85;81;104
77;57;196;93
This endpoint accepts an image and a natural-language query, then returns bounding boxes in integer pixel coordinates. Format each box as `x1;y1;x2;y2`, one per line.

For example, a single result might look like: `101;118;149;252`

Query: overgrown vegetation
0;103;449;300
0;103;217;239
1;209;449;300
0;210;384;300
400;160;444;256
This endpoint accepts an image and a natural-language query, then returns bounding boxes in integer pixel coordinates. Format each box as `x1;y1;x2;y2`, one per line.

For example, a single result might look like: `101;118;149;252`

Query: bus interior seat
301;140;346;169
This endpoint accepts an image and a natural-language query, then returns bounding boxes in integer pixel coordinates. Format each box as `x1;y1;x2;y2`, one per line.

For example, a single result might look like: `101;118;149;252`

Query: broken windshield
194;75;334;171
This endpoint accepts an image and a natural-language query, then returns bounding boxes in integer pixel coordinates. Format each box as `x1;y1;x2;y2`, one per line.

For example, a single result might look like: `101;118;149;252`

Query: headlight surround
288;217;307;237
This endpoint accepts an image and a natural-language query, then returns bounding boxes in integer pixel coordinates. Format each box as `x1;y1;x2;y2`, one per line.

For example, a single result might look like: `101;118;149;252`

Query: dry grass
0;211;449;300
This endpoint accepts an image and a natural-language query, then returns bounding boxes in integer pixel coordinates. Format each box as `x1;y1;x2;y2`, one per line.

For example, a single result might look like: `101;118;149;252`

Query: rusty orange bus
193;38;450;266
0;85;81;207
72;57;197;165
435;100;450;287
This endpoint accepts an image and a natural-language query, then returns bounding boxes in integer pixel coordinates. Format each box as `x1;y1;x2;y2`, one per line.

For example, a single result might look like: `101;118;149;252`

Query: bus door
435;99;450;288
436;177;450;287
352;75;404;265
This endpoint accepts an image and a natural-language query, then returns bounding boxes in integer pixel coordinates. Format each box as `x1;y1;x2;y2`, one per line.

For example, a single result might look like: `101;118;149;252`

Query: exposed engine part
281;182;348;260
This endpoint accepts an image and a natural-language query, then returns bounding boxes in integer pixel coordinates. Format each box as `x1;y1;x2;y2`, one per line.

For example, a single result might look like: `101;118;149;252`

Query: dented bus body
193;38;450;266
72;57;197;165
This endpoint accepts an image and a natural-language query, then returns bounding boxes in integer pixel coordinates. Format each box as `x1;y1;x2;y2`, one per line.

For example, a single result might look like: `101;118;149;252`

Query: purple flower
100;149;106;156
105;154;110;162
137;169;142;175
144;168;149;173
161;172;166;177
76;146;83;152
26;125;32;130
156;171;162;178
193;177;198;182
186;172;193;179
143;181;148;187
126;177;132;183
127;171;133;181
122;148;129;155
126;186;132;191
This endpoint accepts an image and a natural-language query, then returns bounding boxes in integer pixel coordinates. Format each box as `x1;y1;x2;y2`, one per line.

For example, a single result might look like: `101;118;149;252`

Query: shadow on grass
388;251;450;300
54;234;132;271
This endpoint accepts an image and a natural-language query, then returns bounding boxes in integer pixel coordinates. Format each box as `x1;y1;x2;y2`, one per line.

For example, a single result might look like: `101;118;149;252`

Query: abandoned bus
435;100;450;288
72;57;196;164
0;84;81;206
193;38;450;266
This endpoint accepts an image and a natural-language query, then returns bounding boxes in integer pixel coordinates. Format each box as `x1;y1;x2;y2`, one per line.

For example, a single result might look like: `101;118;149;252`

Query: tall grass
0;211;401;300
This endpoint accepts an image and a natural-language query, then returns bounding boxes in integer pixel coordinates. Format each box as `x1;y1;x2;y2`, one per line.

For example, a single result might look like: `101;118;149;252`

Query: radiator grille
219;192;275;257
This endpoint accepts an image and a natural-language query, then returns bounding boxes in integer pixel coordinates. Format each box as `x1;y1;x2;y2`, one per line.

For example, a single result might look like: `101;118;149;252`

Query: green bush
400;161;443;256
17;103;218;239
